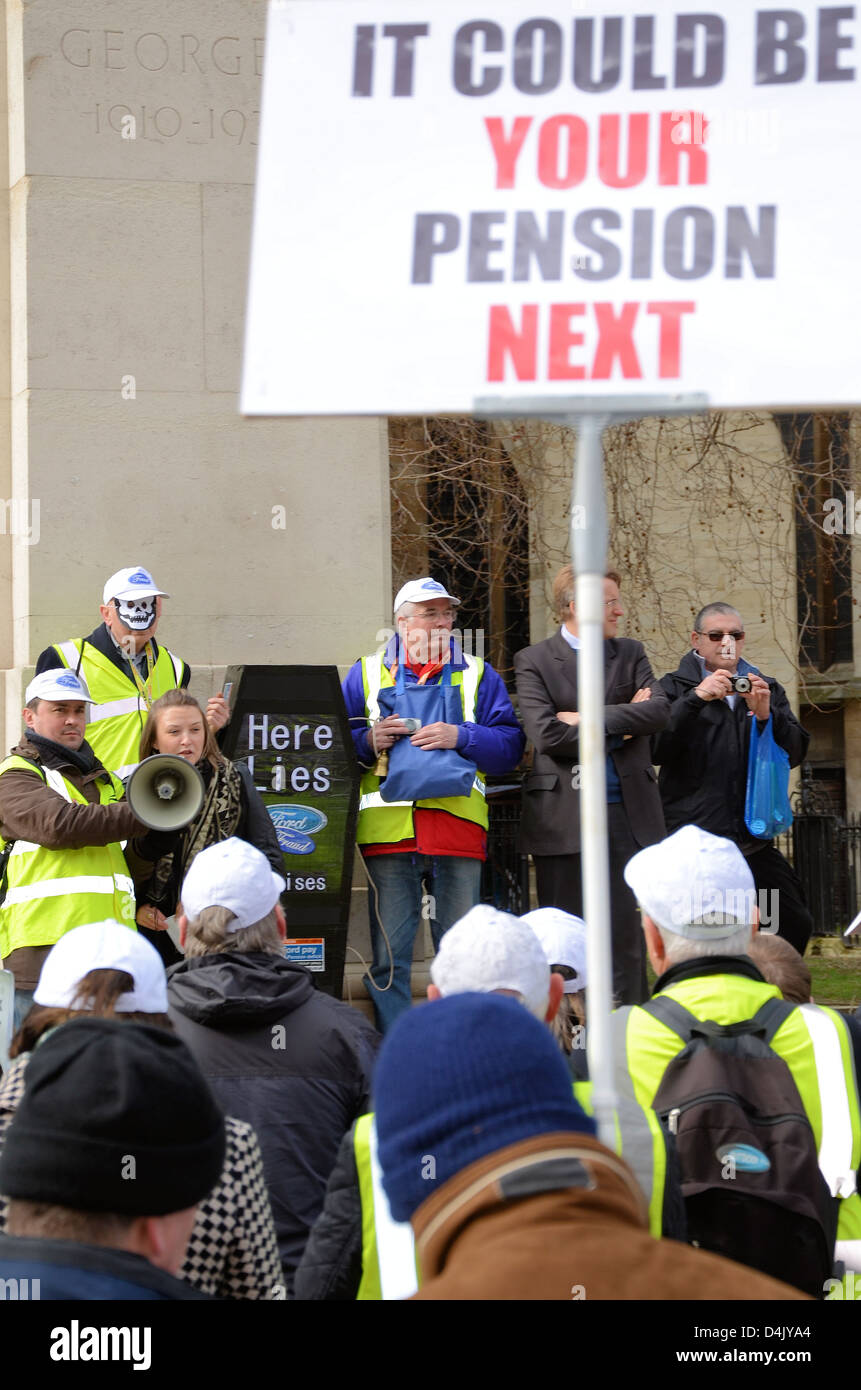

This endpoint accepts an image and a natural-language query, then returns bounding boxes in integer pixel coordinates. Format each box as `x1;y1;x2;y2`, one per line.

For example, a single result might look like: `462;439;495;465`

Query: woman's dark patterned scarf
147;758;243;911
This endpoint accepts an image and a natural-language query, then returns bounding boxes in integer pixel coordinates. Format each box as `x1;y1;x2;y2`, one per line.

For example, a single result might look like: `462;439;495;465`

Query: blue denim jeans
12;987;36;1034
363;853;482;1033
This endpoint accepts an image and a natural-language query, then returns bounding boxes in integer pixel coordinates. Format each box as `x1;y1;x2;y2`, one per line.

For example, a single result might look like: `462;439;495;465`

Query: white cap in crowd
25;670;92;705
181;836;286;930
103;566;169;605
521;907;588;992
393;577;460;613
430;903;550;1020
624;825;757;941
34;921;168;1012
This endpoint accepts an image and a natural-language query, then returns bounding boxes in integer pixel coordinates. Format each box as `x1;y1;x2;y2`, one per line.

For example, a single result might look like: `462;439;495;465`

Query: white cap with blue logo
102;567;170;605
25;670;92;704
393;577;460;614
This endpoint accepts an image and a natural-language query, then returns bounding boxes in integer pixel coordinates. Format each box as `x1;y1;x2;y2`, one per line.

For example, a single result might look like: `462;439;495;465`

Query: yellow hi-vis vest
54;638;185;778
613;977;861;1277
572;1080;669;1240
798;1001;861;1295
0;756;136;961
354;1113;419;1301
353;1076;667;1301
357;653;487;845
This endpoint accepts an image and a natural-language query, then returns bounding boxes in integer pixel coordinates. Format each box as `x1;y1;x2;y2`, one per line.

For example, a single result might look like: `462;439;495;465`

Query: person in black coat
167;837;379;1296
0;1019;225;1303
514;567;669;1004
652;601;812;952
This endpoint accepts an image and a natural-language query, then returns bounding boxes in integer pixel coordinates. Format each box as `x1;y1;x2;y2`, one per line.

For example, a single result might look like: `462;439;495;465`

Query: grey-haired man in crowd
654;601;812;953
166;837;378;1297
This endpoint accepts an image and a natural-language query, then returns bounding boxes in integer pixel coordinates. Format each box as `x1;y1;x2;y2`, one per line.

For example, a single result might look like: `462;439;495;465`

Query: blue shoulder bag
376;660;477;804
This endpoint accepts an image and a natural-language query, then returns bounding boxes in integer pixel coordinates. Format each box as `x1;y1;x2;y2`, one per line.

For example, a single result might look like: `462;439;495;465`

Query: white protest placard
242;1;861;415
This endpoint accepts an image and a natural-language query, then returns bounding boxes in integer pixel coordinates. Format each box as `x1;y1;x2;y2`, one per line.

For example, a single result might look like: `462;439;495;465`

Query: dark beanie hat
0;1018;225;1216
375;992;596;1222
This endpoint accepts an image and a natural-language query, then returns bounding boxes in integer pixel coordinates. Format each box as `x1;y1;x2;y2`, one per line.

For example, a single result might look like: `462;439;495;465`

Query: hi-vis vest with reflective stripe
799;1001;861;1288
0;756;136;961
612;978;861;1249
352;1073;667;1301
354;1114;419;1301
571;1080;668;1239
54;638;185;778
357;653;487;844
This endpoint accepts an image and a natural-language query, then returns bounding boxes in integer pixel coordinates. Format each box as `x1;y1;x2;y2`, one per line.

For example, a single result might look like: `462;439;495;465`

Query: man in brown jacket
0;670;146;1027
374;992;808;1301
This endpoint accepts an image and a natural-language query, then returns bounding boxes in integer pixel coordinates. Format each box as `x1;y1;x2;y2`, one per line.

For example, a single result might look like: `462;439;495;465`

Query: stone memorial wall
0;0;391;745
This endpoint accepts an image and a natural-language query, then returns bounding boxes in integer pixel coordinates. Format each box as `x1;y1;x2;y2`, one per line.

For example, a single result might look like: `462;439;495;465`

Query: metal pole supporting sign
476;394;707;1148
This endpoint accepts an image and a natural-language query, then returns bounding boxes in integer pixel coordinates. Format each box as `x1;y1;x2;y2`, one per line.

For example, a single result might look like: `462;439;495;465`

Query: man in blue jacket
341;577;525;1031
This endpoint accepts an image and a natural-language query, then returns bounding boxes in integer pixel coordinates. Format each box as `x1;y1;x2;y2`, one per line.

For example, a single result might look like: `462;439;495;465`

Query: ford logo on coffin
268;804;328;835
268;804;327;854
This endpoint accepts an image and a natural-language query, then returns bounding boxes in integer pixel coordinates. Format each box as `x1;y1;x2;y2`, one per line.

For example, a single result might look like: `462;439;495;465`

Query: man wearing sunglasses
653;603;812;952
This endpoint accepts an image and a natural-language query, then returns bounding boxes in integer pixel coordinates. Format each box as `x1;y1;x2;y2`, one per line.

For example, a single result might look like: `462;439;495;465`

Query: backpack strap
748;995;798;1045
0;837;15;908
639;995;702;1043
641;992;796;1046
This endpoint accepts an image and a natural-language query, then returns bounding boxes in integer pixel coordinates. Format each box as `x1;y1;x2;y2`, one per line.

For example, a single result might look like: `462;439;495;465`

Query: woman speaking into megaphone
131;690;282;956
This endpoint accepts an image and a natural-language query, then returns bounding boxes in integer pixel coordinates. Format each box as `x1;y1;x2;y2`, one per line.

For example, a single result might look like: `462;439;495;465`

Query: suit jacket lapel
550;631;580;701
551;631;617;703
604;638;619;698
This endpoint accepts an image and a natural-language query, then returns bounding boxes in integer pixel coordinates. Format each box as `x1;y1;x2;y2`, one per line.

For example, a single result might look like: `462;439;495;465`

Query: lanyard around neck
126;641;157;707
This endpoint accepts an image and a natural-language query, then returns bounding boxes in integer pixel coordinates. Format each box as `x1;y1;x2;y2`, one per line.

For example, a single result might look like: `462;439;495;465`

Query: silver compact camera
401;717;422;733
729;675;752;694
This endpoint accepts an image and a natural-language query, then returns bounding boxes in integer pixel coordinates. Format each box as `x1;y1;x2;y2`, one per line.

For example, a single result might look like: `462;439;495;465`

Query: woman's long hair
139;688;223;770
10;968;172;1059
549;965;587;1055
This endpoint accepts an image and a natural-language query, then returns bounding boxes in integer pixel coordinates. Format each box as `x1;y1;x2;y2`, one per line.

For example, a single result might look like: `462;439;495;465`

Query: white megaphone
126;754;206;831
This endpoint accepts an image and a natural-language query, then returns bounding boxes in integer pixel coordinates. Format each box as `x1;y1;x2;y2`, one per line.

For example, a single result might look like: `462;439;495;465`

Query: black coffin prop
221;665;359;998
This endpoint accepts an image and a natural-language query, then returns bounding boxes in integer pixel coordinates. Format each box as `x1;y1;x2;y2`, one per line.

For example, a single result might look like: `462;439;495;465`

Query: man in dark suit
514;567;669;1004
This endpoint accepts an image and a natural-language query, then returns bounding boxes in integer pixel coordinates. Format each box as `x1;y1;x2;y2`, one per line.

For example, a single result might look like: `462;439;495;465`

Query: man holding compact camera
652;602;813;952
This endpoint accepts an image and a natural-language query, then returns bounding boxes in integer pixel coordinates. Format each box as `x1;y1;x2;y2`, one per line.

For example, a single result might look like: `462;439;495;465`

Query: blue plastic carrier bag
376;659;477;804
744;714;793;840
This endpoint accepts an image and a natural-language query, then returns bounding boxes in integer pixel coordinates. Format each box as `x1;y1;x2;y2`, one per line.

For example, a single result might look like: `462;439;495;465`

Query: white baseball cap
34;921;168;1012
521;908;588;993
180;836;286;930
430;904;550;1020
623;825;757;940
393;578;460;614
103;567;170;605
25;670;92;705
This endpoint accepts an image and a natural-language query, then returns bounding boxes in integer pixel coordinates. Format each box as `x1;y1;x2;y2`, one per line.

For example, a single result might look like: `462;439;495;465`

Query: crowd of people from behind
0;562;852;1302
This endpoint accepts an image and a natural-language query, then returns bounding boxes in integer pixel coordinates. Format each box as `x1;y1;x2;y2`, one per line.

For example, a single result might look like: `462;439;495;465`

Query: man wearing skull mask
35;567;229;781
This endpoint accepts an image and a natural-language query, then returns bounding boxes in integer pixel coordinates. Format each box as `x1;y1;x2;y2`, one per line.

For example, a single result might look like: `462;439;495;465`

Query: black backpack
640;994;838;1297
